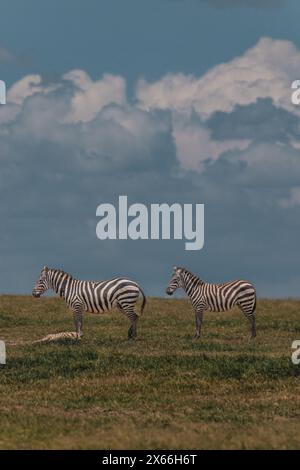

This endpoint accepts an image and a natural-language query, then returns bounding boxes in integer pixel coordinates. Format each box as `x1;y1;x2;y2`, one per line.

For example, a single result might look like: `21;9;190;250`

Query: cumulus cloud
207;98;300;144
0;75;61;125
136;37;299;119
63;70;127;122
8;75;45;104
172;115;249;171
135;37;300;171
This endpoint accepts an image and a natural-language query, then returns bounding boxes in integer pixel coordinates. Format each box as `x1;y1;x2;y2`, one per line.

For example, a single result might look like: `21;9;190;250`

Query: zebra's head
32;266;50;298
166;266;183;295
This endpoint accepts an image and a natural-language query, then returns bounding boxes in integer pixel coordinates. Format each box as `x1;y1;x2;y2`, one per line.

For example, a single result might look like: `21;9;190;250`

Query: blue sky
1;0;300;297
1;0;299;87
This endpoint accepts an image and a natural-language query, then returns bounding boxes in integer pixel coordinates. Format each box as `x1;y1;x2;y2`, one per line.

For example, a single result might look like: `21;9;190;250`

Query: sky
1;0;300;297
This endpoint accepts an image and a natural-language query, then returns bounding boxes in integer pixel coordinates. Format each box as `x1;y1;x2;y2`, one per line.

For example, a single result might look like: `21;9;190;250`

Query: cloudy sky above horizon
1;0;300;297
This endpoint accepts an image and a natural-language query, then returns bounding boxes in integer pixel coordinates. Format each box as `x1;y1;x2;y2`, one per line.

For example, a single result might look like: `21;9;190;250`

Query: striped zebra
166;266;256;339
32;266;146;339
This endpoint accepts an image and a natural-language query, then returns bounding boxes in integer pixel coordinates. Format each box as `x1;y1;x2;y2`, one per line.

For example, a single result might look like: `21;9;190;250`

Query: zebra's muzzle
166;288;173;296
32;290;41;298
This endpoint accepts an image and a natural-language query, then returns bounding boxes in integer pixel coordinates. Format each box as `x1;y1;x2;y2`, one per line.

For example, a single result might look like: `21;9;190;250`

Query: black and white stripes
32;266;146;339
166;266;256;339
32;265;257;341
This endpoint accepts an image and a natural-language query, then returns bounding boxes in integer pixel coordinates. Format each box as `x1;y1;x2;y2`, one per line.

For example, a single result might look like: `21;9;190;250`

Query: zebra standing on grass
166;266;256;339
32;266;146;340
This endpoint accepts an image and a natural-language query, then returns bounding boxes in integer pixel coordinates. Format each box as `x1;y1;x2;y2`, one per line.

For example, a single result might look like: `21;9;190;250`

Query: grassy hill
0;296;300;449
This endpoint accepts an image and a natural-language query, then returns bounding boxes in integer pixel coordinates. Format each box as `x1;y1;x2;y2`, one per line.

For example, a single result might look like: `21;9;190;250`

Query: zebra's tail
139;288;147;315
251;294;257;314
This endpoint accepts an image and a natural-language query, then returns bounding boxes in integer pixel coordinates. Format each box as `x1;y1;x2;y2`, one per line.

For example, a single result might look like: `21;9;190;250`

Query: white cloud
0;75;60;125
1;71;127;126
63;70;127;122
136;37;300;119
173;117;250;171
1;36;300;174
8;75;52;105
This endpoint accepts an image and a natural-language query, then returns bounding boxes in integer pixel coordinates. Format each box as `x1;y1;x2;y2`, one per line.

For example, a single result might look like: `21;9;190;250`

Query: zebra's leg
193;309;203;339
240;305;256;339
72;305;83;339
117;303;138;340
249;311;256;339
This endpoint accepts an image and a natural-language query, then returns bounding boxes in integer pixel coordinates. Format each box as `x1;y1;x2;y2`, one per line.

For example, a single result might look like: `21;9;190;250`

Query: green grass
0;295;300;449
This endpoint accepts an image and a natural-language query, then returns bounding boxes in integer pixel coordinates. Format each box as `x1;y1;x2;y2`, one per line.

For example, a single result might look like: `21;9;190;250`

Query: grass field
0;295;300;450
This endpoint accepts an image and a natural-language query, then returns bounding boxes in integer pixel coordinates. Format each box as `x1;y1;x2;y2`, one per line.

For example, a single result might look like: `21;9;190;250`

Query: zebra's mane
178;267;204;284
177;266;194;276
48;268;73;279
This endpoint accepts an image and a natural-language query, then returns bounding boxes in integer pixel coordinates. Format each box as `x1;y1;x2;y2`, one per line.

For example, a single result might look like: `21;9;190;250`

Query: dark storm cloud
207;98;300;143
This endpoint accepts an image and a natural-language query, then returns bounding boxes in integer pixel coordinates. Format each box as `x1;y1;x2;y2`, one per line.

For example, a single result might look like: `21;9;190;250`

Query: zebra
32;266;146;340
166;266;256;339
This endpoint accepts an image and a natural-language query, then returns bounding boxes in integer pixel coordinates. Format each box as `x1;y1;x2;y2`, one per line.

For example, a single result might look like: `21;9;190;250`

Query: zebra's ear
43;266;49;273
173;266;177;272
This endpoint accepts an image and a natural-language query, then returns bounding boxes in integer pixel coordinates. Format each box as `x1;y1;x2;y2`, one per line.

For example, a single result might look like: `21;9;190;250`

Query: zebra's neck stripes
47;269;71;298
180;269;204;297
